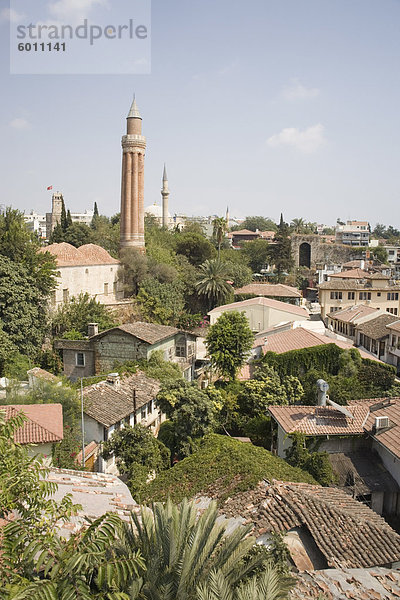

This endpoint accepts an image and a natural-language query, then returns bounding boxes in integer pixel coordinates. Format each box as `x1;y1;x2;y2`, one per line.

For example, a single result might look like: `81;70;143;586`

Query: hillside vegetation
140;434;317;504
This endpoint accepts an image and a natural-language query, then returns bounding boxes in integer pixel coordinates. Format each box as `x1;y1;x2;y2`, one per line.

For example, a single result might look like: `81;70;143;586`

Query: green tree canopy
206;311;254;380
242;239;272;273
102;424;170;495
175;232;216;266
0;255;50;362
232;216;277;232
51;292;117;338
156;380;217;457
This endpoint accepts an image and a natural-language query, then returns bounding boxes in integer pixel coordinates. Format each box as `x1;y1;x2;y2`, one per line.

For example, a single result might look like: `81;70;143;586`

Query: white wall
372;439;400;487
210;304;307;332
53;264;122;305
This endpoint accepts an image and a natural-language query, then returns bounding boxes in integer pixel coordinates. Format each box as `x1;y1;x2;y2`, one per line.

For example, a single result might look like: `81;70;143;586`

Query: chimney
88;323;99;337
316;379;329;406
106;372;121;389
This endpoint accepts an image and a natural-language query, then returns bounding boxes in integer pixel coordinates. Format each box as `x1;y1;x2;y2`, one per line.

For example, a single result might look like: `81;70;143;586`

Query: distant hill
140;434;318;504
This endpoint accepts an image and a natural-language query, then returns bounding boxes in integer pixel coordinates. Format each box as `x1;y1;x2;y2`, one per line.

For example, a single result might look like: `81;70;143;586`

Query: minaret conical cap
127;96;142;119
163;163;168;182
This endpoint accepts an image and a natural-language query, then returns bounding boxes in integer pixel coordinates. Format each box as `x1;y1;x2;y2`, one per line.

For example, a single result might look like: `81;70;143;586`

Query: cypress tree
66;209;73;228
60;196;68;232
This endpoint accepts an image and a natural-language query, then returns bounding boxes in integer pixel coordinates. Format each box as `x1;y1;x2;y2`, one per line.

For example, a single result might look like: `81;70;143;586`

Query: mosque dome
145;203;170;219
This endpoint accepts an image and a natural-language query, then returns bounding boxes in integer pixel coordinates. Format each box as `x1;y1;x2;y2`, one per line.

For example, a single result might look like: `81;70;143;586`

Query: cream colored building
319;271;400;321
40;242;123;306
208;297;309;333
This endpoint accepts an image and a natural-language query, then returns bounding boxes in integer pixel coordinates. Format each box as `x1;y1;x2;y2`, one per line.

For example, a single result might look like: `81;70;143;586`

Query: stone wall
291;235;359;269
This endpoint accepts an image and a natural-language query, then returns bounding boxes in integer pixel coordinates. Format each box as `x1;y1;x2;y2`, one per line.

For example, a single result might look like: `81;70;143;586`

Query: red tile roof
40;242;119;267
260;328;380;361
330;268;370;279
268;404;369;436
2;404;63;444
209;297;309;318
387;319;400;333
234;283;301;298
327;304;379;323
221;480;400;569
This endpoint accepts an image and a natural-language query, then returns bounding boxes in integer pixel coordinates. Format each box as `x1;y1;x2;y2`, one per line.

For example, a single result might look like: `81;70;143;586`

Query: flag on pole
47;185;53;191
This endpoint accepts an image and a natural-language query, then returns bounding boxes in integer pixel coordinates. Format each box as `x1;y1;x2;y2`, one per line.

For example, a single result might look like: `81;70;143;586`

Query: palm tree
195;259;232;310
290;218;306;234
197;565;294;600
212;217;227;258
121;498;268;600
9;513;144;599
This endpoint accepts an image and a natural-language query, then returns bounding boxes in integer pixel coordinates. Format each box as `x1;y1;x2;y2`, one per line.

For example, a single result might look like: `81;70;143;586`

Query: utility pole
133;389;137;425
81;378;85;468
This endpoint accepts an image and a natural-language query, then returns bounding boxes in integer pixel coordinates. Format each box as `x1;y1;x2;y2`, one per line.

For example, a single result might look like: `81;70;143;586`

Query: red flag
47;185;53;190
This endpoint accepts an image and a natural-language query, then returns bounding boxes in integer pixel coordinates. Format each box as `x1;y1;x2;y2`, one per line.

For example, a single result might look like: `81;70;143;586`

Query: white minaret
161;164;170;229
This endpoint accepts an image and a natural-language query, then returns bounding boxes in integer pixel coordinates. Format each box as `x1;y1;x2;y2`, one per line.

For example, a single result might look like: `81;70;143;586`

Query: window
176;344;185;358
359;292;371;300
377;292;381;297
75;352;85;367
387;292;399;301
330;291;342;300
63;288;69;303
347;292;355;300
104;283;109;296
388;308;398;315
141;406;147;421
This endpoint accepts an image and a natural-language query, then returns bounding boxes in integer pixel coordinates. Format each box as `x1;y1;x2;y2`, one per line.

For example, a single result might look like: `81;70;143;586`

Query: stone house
318;271;400;320
387;320;400;374
208;297;309;333
2;404;63;465
82;371;162;474
40;242;123;306
55;322;197;382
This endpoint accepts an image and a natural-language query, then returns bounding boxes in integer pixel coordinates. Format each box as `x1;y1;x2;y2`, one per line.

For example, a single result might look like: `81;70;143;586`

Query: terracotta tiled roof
40;242;119;267
208;297;309;318
356;314;398;340
220;480;400;569
2;404;63;444
27;367;59;382
387;319;400;333
291;567;400;599
230;229;259;235
259;328;380;361
234;283;301;298
364;397;400;459
327;304;379;323
268;404;369;436
92;322;181;344
330;268;370;279
319;279;400;290
83;372;160;427
342;260;363;268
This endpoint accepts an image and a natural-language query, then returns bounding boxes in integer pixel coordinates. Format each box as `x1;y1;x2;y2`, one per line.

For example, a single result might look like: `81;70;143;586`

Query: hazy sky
1;0;400;227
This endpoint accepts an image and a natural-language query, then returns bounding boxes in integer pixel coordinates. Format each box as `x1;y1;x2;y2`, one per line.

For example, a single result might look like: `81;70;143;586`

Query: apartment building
319;272;400;320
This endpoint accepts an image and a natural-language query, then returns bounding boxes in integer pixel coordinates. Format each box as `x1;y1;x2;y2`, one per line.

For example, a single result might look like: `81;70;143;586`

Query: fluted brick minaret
161;164;170;229
120;97;146;252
